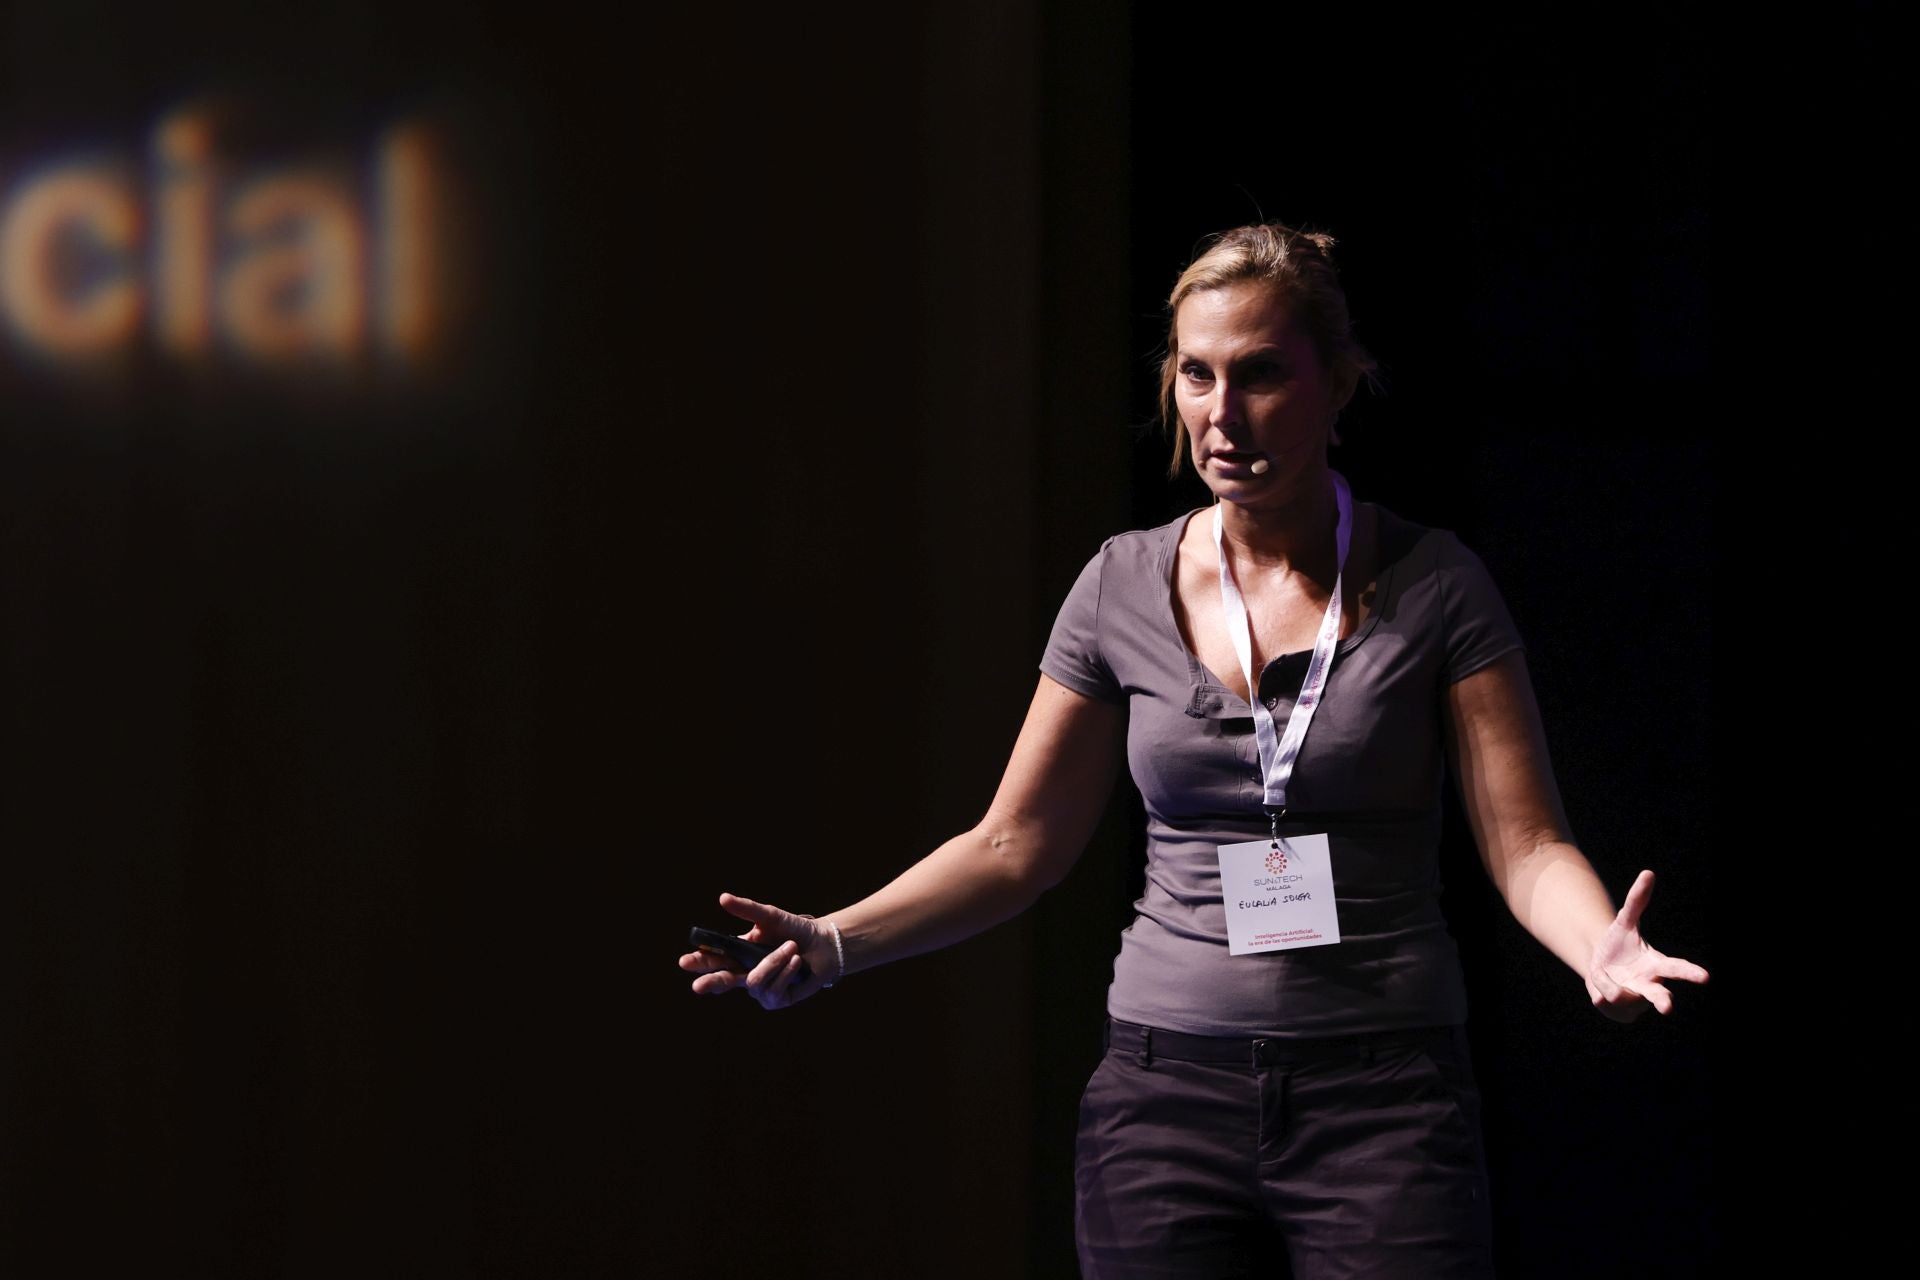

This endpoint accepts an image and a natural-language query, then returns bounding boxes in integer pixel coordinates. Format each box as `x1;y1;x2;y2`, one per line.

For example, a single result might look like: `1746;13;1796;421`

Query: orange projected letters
153;112;215;357
377;122;439;362
0;166;142;356
0;107;447;368
220;175;366;361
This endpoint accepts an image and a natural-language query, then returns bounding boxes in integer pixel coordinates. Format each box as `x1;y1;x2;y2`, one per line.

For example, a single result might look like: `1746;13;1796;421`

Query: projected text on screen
0;106;449;370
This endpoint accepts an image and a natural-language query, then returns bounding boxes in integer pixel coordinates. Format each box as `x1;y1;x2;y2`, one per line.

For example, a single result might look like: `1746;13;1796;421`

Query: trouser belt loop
1138;1026;1153;1069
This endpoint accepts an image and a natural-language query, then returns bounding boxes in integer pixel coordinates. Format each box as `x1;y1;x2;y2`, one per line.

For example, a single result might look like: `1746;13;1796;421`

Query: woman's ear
1329;366;1359;416
1328;367;1357;448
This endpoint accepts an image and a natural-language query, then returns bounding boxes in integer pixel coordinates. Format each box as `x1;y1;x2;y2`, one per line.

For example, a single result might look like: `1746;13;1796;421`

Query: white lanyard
1212;472;1352;818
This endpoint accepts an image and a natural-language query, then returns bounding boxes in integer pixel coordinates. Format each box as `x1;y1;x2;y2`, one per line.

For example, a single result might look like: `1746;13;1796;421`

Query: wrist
798;913;848;989
822;919;845;988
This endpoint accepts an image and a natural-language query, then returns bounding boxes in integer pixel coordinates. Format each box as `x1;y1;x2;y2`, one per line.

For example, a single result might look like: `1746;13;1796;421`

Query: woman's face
1173;282;1352;508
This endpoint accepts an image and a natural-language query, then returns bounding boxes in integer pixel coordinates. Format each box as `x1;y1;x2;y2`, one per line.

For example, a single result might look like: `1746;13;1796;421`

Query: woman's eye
1181;363;1212;382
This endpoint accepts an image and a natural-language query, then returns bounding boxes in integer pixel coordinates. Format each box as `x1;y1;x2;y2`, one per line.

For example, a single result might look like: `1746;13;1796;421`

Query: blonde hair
1159;223;1380;476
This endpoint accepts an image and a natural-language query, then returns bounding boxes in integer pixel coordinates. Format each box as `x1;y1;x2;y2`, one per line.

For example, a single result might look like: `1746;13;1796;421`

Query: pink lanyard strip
1211;472;1352;815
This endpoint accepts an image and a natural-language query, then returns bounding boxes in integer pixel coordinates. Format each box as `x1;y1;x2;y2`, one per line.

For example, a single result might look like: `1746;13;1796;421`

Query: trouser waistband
1104;1017;1460;1069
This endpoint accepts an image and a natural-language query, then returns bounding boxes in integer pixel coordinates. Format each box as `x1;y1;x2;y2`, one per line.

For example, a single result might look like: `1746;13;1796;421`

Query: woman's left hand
1585;870;1710;1021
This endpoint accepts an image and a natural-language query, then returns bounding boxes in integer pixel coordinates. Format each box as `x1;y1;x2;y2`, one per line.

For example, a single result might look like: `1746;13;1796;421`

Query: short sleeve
1039;538;1124;704
1434;532;1526;683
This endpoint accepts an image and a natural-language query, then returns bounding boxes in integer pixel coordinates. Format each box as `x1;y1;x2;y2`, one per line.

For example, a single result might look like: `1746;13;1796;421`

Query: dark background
0;2;1769;1274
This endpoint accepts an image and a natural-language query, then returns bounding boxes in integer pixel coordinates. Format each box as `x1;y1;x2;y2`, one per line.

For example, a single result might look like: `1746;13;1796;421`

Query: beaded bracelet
823;920;845;989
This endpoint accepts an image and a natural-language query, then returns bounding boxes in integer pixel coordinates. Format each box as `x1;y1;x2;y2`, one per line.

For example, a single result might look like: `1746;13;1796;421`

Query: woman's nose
1208;382;1243;429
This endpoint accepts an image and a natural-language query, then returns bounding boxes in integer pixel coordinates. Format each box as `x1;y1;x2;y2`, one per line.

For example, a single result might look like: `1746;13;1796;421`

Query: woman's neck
1216;470;1339;575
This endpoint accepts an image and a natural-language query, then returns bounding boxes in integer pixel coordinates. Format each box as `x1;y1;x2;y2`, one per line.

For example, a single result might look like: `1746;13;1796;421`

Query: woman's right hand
677;892;837;1011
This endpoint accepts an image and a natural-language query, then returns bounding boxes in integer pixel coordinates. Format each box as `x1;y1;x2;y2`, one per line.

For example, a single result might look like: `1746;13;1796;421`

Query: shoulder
1078;509;1198;580
1116;507;1200;550
1370;502;1485;579
1049;511;1193;637
1371;502;1437;563
1045;516;1193;697
1366;505;1524;673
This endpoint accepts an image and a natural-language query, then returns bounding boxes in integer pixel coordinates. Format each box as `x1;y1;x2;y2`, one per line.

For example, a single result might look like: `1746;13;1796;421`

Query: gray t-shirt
1040;503;1524;1037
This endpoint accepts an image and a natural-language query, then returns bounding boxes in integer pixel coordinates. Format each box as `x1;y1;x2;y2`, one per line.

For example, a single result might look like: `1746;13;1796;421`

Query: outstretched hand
678;892;836;1011
1585;870;1709;1022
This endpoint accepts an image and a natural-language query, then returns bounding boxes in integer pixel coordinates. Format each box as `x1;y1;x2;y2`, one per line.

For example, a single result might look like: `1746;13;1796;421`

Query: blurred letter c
0;166;143;357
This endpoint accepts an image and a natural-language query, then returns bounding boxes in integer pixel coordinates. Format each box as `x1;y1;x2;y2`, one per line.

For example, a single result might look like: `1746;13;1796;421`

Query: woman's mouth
1213;450;1269;475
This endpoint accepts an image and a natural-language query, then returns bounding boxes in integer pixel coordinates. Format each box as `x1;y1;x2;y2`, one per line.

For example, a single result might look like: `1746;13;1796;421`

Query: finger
1626;977;1675;1015
681;950;755;980
690;969;743;996
719;892;795;931
744;940;799;1005
1615;870;1656;931
1654;956;1710;985
1590;968;1647;1021
1589;966;1624;1005
772;950;806;1001
759;947;809;1010
1601;996;1649;1023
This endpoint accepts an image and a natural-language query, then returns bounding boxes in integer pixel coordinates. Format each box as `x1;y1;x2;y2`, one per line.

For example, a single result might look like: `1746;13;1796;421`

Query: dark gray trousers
1076;1020;1495;1279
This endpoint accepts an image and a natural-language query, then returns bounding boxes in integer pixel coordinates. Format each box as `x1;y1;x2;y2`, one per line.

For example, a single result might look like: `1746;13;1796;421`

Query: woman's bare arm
1447;652;1610;972
1447;652;1707;1018
680;674;1126;1007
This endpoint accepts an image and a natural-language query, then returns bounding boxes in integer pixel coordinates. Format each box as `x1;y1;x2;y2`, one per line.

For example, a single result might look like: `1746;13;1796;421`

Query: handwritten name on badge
1217;834;1340;955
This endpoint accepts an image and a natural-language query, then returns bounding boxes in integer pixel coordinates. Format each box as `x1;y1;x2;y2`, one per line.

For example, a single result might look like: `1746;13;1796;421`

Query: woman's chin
1203;460;1326;509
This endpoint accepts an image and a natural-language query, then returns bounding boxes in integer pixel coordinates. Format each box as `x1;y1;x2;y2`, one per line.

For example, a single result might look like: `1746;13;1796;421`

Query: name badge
1217;834;1340;954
